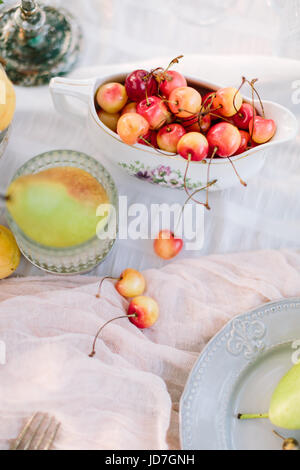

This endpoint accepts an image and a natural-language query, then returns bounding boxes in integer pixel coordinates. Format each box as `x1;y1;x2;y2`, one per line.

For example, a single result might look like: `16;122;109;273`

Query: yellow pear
6;167;110;248
0;225;20;279
0;67;16;132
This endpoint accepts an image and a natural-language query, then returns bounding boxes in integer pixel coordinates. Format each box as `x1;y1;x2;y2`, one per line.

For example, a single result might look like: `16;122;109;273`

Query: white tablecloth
0;0;299;278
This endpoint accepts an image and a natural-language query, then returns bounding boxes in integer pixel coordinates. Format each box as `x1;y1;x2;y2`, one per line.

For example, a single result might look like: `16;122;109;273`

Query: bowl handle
49;77;94;123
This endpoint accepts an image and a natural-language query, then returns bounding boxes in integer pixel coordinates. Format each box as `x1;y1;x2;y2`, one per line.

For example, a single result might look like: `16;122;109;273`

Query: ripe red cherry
138;130;158;148
117;113;149;145
125;70;158;102
249;116;277;144
233;103;256;130
177;132;209;161
213;87;243;118
207;123;241;157
202;92;214;106
137;96;169;130
97;110;120;132
127;296;159;329
199;114;211;133
202;92;221;120
157;123;186;153
169;87;202;118
93;290;159;344
234;130;250;155
182;113;211;133
115;269;146;298
121;102;137;115
154;230;183;260
96;83;128;114
248;140;258;150
159;70;187;97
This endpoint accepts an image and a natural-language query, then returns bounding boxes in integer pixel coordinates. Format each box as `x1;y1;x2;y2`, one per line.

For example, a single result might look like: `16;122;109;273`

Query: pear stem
237;413;269;420
0;194;10;208
89;314;137;358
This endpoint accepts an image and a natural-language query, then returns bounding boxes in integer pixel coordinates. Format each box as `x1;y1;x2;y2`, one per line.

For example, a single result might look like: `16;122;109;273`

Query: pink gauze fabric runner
0;249;300;450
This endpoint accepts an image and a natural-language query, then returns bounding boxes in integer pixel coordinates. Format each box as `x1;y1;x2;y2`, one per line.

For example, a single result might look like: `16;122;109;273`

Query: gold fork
10;413;61;450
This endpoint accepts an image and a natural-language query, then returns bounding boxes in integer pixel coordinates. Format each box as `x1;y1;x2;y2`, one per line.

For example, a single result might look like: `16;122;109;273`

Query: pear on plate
6;167;109;248
269;362;300;429
238;362;300;430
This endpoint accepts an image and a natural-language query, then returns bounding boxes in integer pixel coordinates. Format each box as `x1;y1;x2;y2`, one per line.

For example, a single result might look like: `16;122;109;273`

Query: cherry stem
96;276;119;299
183;155;195;203
209;112;232;124
184;155;207;206
233;77;246;114
145;81;150;106
175;98;222;128
184;178;218;210
249;79;256;141
227;156;247;187
139;136;177;156
89;314;137;358
204;147;219;209
144;67;163;84
249;78;265;119
165;97;222;123
183;152;218;210
242;77;265;123
164;100;200;118
199;92;217;117
152;55;184;87
174;178;217;234
273;430;285;441
202;105;222;117
156;116;169;130
164;55;184;73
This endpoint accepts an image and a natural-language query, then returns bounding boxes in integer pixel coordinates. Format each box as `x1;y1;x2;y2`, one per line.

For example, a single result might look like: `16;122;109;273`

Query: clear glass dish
5;150;118;274
0;126;10;161
0;64;13;160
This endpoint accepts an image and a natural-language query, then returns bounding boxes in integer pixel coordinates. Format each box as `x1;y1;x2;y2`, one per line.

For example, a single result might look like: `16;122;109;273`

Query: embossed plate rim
179;297;300;450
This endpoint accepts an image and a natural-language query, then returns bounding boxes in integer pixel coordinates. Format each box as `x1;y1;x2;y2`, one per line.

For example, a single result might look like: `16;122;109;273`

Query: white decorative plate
180;298;300;450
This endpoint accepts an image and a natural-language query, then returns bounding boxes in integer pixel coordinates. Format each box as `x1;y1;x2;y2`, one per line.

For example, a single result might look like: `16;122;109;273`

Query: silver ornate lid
0;1;82;86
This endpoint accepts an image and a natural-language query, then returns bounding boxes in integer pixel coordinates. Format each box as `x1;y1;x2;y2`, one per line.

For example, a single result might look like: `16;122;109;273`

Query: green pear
238;362;300;430
269;362;300;429
6;167;109;248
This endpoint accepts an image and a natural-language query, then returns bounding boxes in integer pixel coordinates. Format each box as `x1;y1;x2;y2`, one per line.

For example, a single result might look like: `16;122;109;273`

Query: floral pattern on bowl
119;161;204;190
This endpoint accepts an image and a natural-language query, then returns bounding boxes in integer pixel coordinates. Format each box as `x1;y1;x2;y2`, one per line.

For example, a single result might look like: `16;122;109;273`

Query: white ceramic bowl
50;73;298;191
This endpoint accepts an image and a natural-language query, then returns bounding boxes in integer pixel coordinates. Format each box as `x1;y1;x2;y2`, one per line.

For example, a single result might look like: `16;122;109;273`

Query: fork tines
10;413;61;450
